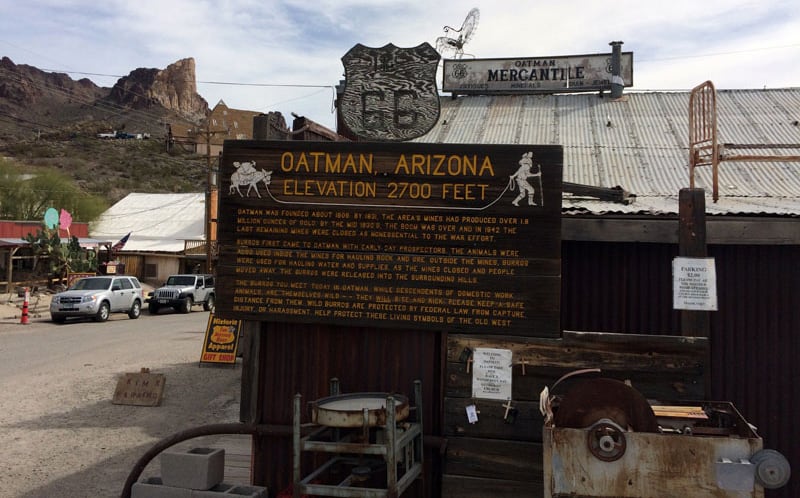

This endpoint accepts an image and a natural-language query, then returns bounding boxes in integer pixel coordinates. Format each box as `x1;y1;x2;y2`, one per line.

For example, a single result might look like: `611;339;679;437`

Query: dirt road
0;307;242;498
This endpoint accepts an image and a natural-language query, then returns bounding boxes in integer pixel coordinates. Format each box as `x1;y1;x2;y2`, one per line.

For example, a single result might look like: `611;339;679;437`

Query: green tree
0;158;107;221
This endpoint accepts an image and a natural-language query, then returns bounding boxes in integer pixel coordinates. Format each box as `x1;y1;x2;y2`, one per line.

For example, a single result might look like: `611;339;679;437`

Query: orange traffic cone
20;287;29;325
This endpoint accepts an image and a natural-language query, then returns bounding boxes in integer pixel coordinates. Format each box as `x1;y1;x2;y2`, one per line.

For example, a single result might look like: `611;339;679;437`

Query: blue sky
1;0;798;130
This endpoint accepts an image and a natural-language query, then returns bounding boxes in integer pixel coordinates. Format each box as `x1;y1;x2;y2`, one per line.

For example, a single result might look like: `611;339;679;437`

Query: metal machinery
292;380;424;497
542;377;790;497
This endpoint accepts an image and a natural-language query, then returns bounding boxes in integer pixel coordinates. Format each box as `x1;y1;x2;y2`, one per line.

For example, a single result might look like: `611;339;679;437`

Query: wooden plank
562;216;800;245
445;361;703;402
443;397;543;441
442;474;541;498
652;405;708;419
444;437;542;483
446;332;707;401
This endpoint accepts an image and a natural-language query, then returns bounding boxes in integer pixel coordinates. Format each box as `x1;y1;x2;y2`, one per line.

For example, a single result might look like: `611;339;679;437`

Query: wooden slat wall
252;322;443;496
441;331;708;497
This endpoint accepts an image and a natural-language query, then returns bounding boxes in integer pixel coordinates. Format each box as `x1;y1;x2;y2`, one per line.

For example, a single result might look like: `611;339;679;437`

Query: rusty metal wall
254;322;442;496
561;240;799;498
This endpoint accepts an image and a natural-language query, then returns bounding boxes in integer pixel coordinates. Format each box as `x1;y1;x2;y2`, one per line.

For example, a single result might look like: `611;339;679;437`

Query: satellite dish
435;8;480;59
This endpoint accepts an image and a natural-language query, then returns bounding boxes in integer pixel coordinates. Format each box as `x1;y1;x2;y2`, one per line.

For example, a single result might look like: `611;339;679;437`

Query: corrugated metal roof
414;89;800;215
90;193;206;253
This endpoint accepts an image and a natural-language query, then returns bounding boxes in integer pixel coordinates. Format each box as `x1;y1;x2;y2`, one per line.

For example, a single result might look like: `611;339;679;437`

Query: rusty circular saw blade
552;377;659;432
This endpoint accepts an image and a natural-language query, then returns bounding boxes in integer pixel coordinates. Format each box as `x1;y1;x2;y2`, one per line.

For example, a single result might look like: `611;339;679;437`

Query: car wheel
203;294;215;312
181;297;193;314
148;303;160;314
128;300;141;319
51;315;66;324
94;302;110;322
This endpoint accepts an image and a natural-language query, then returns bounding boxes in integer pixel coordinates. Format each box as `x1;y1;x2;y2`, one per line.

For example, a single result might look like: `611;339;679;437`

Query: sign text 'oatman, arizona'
216;141;563;337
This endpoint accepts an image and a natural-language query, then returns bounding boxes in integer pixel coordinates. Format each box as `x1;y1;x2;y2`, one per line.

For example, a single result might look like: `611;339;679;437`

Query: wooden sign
200;314;241;364
112;368;165;406
443;52;633;94
217;140;563;336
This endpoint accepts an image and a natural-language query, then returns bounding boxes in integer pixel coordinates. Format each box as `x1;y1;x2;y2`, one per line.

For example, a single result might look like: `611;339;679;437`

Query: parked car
50;275;144;323
147;274;215;314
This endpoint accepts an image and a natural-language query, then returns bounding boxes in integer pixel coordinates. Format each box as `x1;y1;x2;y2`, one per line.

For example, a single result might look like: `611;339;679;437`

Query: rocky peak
108;57;208;121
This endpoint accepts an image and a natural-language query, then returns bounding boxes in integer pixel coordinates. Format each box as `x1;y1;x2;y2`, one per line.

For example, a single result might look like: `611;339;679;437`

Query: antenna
435;8;480;59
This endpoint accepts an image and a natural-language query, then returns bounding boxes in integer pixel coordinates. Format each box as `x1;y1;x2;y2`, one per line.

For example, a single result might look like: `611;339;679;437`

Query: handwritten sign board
112;369;165;406
200;314;241;364
673;257;718;311
471;348;513;400
216;140;563;336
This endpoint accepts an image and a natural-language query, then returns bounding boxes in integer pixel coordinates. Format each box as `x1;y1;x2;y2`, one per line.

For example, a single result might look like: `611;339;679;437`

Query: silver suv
50;275;144;323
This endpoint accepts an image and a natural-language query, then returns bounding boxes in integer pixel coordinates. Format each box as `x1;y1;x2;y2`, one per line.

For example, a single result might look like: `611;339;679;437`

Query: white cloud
1;0;798;130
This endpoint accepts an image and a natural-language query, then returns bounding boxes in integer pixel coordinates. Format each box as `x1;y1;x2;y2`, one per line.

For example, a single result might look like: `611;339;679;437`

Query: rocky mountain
108;58;208;122
0;56;208;141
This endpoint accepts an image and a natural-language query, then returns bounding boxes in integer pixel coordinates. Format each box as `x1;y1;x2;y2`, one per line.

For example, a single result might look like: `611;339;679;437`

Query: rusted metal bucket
310;392;409;428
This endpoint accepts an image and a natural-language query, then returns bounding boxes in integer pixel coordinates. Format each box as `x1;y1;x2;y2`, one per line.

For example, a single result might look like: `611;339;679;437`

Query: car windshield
166;276;196;285
70;278;111;290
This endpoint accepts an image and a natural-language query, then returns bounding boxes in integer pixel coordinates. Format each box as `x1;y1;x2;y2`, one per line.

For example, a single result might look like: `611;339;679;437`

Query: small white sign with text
471;347;513;400
673;257;718;311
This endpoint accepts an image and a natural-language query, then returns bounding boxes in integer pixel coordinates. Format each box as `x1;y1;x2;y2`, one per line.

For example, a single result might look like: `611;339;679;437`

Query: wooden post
678;188;709;337
679;188;711;398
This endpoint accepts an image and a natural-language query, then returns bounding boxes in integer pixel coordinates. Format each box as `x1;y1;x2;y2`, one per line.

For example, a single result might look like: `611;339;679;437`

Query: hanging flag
112;232;131;251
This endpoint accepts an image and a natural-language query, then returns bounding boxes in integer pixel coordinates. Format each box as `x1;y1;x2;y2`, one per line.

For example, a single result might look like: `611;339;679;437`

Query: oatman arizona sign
215;140;564;337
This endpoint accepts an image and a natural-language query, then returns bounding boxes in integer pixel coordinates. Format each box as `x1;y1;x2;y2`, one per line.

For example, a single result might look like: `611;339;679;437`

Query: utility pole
198;121;226;273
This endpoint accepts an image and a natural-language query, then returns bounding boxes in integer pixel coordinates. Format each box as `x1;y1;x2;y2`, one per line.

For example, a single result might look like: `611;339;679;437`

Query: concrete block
226;485;268;497
132;477;193;498
161;447;225;490
191;482;235;497
189;483;267;497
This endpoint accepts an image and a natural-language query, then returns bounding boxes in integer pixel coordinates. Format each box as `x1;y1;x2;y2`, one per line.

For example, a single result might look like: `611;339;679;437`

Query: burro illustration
229;161;273;198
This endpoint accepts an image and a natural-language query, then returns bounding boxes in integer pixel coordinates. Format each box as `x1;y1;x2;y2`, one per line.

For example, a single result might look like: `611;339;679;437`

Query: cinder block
161;447;225;490
132;477;193;498
226;485;268;497
189;483;267;497
191;482;235;497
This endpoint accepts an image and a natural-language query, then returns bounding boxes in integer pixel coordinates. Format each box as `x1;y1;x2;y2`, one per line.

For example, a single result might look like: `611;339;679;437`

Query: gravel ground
0;293;243;498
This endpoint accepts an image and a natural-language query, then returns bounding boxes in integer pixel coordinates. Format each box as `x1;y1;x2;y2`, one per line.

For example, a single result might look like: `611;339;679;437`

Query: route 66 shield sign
340;43;440;141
